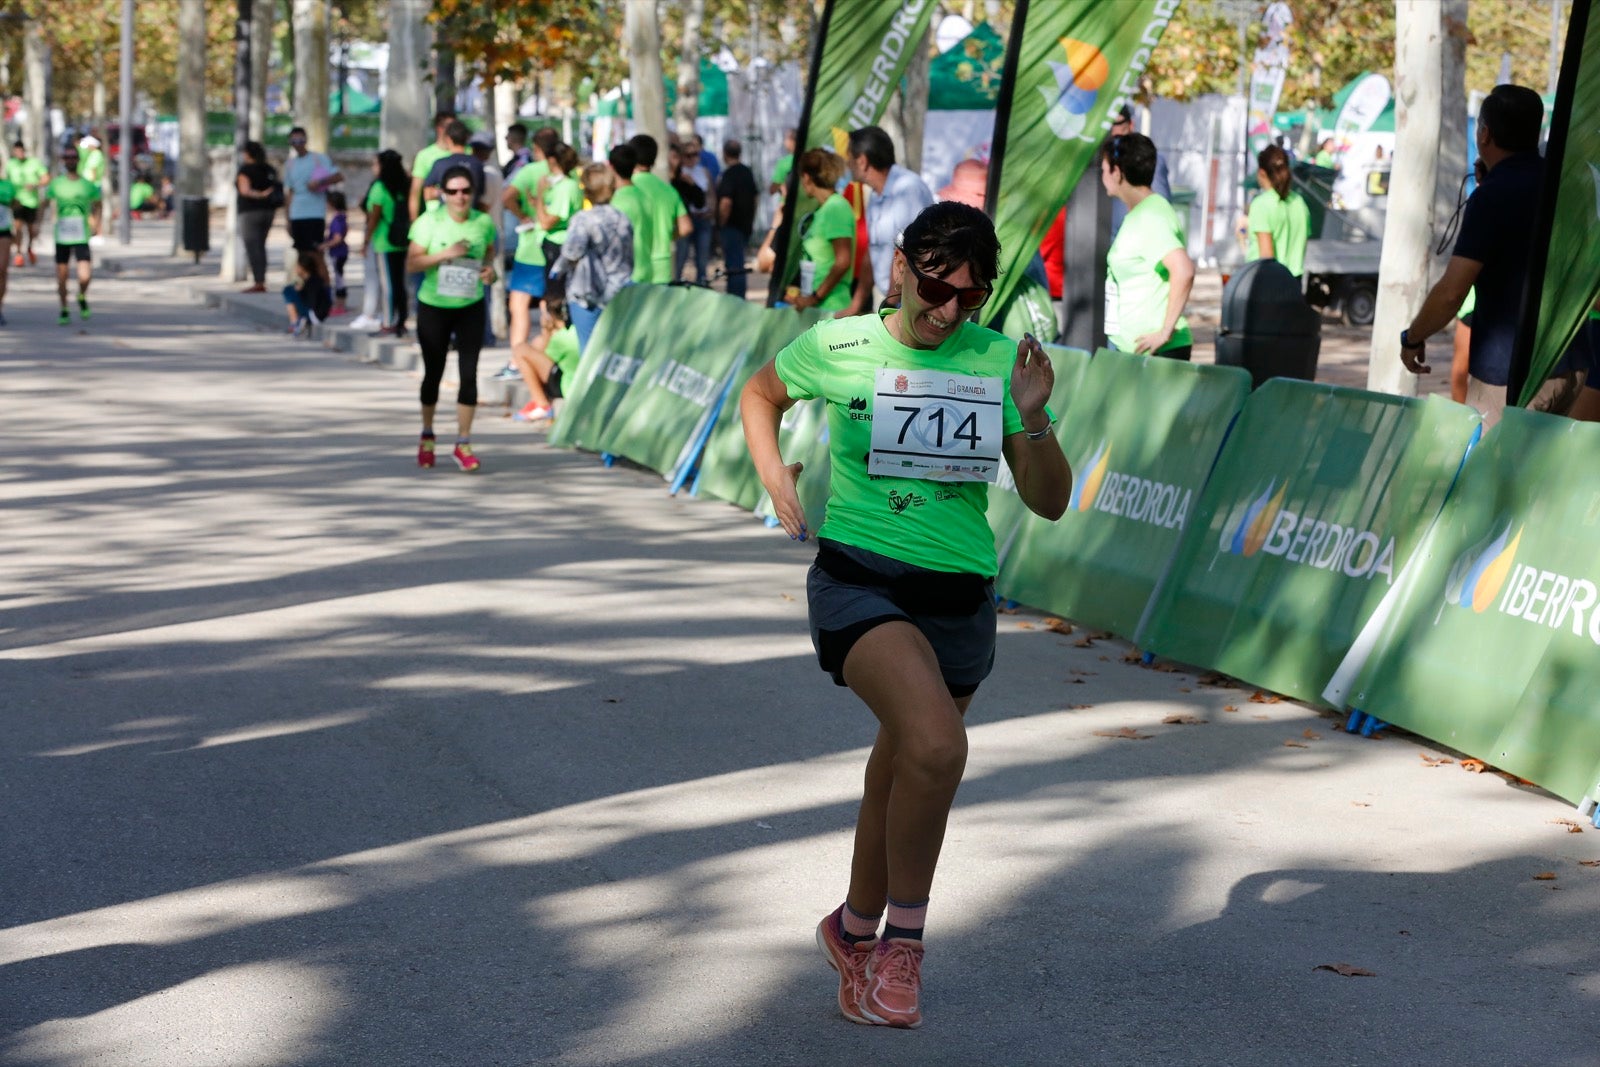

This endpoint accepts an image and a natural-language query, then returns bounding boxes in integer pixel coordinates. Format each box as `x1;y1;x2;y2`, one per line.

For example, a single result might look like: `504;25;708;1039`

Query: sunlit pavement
1;240;1596;1066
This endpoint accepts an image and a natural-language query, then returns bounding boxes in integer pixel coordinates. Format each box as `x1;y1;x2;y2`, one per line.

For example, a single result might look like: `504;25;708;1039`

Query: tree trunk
23;16;48;164
1366;0;1441;395
1434;0;1469;287
381;0;431;157
293;0;330;151
434;45;457;115
223;0;254;282
879;21;932;173
626;0;671;178
674;0;705;137
178;0;208;199
493;78;517;165
250;0;272;141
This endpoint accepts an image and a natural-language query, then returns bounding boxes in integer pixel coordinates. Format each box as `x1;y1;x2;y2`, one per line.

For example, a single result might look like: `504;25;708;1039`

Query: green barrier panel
997;350;1251;633
695;310;820;510
1325;408;1600;807
755;397;832;533
549;285;677;452
595;289;764;476
1140;382;1481;706
988;345;1093;568
996;274;1061;345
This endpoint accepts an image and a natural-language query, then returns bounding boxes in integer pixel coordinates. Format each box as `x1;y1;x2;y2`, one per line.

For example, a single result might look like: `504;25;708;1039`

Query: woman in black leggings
365;149;411;337
405;164;499;472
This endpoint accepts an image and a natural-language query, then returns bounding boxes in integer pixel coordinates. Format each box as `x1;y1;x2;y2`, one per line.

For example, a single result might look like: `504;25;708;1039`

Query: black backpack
385;191;411;249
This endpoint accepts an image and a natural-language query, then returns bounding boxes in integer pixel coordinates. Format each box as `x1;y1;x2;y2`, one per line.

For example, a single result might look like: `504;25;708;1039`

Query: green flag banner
1516;0;1599;405
989;345;1092;569
997;349;1249;634
695;311;820;510
777;0;940;290
1325;408;1600;807
595;290;763;476
1140;382;1481;706
979;0;1177;327
548;285;669;452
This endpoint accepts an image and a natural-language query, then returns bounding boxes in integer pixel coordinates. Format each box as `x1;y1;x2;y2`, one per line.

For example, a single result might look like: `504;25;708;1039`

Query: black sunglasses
442;185;473;195
906;259;991;312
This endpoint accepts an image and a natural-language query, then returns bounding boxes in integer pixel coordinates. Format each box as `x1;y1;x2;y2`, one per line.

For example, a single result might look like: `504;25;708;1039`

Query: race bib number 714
867;368;1004;483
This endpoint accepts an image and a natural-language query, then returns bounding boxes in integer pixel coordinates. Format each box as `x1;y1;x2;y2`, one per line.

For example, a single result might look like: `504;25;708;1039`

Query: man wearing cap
79;136;107;188
1109;105;1170;238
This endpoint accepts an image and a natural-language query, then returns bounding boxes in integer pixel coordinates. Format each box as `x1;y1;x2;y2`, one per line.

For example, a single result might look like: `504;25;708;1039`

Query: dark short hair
532;126;560;156
608;143;638;176
289;126;307;139
444;119;471;147
326;190;346;210
1479;84;1543;154
507;123;528;142
723;138;742;161
900;201;1000;288
1105;132;1157;188
438;164;475;193
242;140;266;164
847;125;895;171
433;110;456;128
627;133;658;168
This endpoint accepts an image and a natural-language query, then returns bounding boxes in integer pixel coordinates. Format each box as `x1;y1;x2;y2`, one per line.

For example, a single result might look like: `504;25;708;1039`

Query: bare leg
55;261;69;310
509;290;534;350
0;237;10;309
840;621;972;914
512;336;556;409
421;403;435;436
456;403;475;438
76;258;91;297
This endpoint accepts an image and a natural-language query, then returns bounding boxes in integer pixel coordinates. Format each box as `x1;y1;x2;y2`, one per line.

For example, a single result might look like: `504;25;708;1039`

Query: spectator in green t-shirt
7;141;48;267
1101;132;1194;360
789;148;855;315
1245;144;1311;278
408;110;456;223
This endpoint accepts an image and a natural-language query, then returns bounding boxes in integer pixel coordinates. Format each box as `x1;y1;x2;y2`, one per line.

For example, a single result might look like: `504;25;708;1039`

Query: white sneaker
348;314;377;330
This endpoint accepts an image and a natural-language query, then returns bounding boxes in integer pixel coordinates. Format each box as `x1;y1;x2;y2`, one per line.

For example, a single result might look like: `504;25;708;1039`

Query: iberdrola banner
775;0;940;291
1515;0;1599;404
980;0;1178;327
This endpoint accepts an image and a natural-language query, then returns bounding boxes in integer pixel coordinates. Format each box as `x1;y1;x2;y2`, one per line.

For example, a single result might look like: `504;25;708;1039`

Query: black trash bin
180;195;209;257
1215;258;1321;389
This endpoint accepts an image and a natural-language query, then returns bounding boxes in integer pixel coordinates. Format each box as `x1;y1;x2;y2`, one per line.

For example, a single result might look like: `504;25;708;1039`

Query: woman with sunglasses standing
1101;132;1195;360
406;164;498;472
741;201;1071;1029
788;148;855;315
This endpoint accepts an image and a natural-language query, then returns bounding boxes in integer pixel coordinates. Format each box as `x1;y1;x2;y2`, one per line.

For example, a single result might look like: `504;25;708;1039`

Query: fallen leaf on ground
1070;703;1094;710
1198;672;1233;687
780;593;795;601
997;604;1019;614
1533;872;1558;881
1283;739;1308;748
605;698;621;703
1460;759;1488;773
1122;652;1142;664
1314;963;1376;977
1074;636;1096;648
1551;819;1584;834
1249;691;1284;704
1178;686;1192;693
1151;662;1184;673
1093;726;1153;740
1252;714;1271;720
1098;655;1110;662
1017;621;1036;630
1302;729;1322;740
1222;705;1239;713
1162;714;1206;725
1579;860;1600;868
1499;772;1537;786
1070;669;1097;677
1419;754;1453;767
1044;617;1073;634
1065;677;1085;684
1352;801;1372;808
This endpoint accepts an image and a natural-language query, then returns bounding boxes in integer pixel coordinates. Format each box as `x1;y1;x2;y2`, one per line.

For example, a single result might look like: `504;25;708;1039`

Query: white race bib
799;260;816;297
0;204;12;231
1103;276;1120;340
56;215;87;244
436;262;479;299
868;368;1005;483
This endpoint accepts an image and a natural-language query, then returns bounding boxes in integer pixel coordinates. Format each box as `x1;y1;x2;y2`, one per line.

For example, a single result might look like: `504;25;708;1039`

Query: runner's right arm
740;360;807;541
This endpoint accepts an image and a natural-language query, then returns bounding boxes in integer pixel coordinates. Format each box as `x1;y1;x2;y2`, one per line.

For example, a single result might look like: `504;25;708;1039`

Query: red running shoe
452;441;480;472
816;906;876;1025
417;435;435;469
859;938;924;1028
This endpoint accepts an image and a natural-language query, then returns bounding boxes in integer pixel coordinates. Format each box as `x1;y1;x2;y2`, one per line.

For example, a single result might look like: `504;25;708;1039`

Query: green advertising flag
776;0;940;291
978;0;1178;327
997;349;1249;636
1140;383;1481;706
1517;0;1599;405
1327;408;1600;806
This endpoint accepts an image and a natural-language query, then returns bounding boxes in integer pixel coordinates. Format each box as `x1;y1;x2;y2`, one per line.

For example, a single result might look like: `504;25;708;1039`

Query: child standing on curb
322;191;349;316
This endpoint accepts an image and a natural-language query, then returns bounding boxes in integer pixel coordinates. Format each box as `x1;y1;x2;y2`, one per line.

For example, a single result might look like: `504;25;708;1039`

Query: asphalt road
1;244;1597;1067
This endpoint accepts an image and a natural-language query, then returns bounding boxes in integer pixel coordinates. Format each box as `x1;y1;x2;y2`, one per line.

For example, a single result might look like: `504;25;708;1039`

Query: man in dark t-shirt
422;119;488;212
716;139;758;300
1399;84;1586;424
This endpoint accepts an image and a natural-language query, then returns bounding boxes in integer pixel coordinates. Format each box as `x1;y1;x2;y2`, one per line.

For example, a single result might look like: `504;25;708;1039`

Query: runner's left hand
1133;326;1172;354
1011;332;1054;420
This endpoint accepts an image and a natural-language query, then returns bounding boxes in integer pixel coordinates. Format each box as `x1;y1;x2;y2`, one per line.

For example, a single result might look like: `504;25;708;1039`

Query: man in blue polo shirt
1397;84;1586;425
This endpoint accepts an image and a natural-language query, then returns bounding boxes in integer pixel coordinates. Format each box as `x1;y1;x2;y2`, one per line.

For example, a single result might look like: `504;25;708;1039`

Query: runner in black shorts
741;201;1071;1028
0;170;14;325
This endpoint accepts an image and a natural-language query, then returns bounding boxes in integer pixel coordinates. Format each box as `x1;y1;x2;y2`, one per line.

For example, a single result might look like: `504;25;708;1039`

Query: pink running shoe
513;403;552;423
859;938;924;1028
452;441;481;472
417;436;435;469
816;906;876;1025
